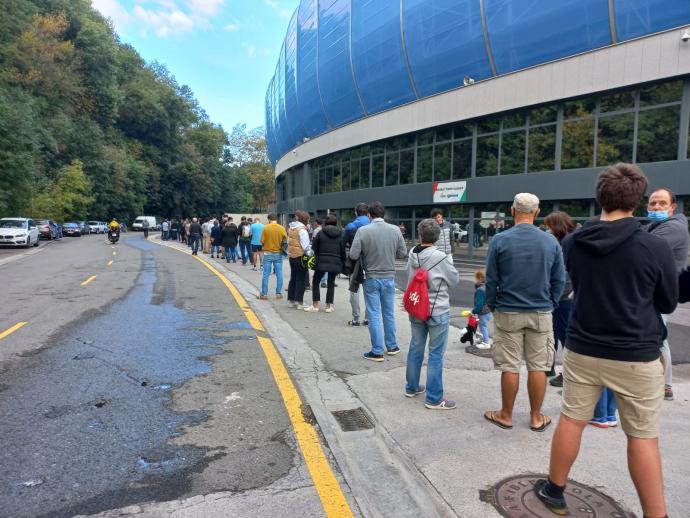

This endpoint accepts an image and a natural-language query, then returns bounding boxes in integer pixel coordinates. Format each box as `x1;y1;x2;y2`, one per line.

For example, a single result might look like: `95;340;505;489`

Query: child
472;270;493;348
589;388;618;428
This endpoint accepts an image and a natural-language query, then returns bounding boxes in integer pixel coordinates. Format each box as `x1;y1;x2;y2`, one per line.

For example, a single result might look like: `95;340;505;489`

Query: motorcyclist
108;219;121;243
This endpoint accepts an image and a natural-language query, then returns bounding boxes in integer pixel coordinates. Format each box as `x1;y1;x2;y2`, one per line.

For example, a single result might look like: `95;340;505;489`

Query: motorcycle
108;229;120;244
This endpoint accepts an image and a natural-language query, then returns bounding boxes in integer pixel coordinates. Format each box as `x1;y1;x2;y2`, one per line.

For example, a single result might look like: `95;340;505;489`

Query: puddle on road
0;244;232;518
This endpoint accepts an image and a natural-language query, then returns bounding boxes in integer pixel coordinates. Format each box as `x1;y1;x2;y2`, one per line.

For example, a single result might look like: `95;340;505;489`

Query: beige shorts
492;311;554;373
561;350;664;439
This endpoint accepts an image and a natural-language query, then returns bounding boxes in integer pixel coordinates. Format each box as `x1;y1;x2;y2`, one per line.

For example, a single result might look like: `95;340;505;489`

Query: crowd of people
158;162;681;518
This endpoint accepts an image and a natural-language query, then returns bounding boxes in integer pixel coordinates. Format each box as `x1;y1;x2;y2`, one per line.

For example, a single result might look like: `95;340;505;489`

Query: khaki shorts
561;350;664;439
492;311;554;373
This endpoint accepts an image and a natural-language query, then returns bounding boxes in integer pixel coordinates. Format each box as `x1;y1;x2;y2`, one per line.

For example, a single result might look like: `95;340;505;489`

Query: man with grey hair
189;217;202;256
405;219;460;409
483;193;565;431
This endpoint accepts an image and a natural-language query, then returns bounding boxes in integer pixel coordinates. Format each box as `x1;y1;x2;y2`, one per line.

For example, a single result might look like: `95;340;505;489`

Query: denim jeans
262;253;284;296
478;312;493;343
363;278;397;355
190;234;200;254
239;240;251;264
406;312;450;405
593;388;617;422
162;230;169;241
225;246;237;262
211;244;220;256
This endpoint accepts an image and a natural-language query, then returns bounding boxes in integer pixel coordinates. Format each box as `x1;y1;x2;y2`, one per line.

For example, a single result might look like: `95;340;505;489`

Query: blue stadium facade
266;0;690;256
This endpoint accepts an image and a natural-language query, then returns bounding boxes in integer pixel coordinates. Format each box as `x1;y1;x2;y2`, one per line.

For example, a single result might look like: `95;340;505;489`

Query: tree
34;159;94;220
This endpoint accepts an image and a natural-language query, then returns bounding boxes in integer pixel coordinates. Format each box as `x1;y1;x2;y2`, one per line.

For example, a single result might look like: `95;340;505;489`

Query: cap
512;193;540;214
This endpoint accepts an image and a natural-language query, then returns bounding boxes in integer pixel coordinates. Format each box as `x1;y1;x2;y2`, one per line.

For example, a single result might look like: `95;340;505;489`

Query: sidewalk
161;239;690;517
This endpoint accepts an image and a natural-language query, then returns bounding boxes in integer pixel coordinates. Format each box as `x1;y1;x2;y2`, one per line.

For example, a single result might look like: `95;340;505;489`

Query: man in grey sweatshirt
349;201;408;361
645;188;690;401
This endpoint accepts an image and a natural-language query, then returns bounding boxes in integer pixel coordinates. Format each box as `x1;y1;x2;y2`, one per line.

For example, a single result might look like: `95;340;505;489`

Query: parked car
132;216;158;231
88;220;105;234
77;221;91;235
36;219;58;240
0;218;39;248
62;222;82;237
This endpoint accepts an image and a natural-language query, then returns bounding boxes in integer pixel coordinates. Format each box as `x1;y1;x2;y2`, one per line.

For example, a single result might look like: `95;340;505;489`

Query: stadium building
265;0;690;258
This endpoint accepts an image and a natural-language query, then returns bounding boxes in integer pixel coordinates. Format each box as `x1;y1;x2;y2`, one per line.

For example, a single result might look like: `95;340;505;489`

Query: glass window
350;160;361;190
478;117;500;134
562;119;595;169
600;91;634;112
434;142;451;182
558;200;591;218
332;163;341;192
385;152;399;186
500;130;526;175
312;168;319;194
399;134;415;149
372;156;384;188
639;80;683;107
452;139;472;179
476;135;499;177
418;131;434;146
436;126;452;142
417;146;433;183
453;123;473;139
597;113;634;165
360;159;371;189
371;142;385;155
399;149;414;184
528;126;556;172
319;168;326;193
530;105;557;125
342;161;351;191
564;98;596;119
637;105;680;163
503;111;527;129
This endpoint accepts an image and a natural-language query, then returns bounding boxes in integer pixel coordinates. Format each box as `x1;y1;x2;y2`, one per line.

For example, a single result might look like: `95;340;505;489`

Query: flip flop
530;415;552;432
484;411;513;430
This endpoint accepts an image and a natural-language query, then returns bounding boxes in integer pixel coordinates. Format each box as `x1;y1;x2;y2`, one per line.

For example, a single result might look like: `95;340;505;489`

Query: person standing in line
238;216;252;265
287;211;312;308
184;218;191;246
644;187;689;401
221;219;239;263
343;203;371;327
430;208;453;255
533;164;677;518
259;213;288;300
483;193;565;432
188;217;202;255
349;202;408;361
250;217;265;271
142;218;150;239
202;217;212;254
161;219;170;241
305;214;345;313
544;211;576;385
405;219;460;409
472;270;492;348
210;219;222;258
312;219;327;288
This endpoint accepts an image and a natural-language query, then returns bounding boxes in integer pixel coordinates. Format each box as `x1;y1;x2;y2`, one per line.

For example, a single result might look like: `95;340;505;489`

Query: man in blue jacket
343;203;370;326
483;193;565;432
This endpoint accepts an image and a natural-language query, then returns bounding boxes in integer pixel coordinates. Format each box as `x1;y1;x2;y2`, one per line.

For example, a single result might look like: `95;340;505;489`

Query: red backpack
403;254;447;321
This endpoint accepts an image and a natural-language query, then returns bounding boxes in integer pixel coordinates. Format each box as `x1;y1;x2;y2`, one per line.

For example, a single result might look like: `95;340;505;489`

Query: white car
0;218;40;248
87;220;106;234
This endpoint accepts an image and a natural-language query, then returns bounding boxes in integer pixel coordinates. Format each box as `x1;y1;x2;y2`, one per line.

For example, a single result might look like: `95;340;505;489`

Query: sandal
530;415;552;432
484;411;513;429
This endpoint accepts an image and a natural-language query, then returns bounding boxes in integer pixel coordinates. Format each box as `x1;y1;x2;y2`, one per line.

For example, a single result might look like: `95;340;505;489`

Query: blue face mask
647;210;669;222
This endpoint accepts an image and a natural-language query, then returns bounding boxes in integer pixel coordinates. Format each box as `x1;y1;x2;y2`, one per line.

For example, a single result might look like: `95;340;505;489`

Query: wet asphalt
0;235;300;517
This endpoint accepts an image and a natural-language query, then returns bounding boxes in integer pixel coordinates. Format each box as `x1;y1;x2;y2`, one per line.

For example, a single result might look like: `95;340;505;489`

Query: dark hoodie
562;217;678;362
312;226;346;273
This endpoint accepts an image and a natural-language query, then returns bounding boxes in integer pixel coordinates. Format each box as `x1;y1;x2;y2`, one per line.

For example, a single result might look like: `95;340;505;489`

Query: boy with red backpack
403;219;460;409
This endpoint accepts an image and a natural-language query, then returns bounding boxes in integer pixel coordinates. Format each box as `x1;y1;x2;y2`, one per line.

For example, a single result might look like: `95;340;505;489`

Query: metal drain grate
331;407;374;432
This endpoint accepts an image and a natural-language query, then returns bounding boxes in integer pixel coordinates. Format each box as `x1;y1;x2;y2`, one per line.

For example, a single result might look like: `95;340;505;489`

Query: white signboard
432;181;467;203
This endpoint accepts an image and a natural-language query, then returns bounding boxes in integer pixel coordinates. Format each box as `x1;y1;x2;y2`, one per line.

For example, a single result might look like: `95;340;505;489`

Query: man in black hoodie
535;164;677;518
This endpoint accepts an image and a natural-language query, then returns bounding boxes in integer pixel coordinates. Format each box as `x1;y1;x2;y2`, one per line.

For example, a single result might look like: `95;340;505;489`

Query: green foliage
0;0;274;221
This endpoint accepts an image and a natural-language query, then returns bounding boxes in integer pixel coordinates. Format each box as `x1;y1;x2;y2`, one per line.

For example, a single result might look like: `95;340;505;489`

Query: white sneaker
324;306;334;313
303;305;319;312
476;340;491;350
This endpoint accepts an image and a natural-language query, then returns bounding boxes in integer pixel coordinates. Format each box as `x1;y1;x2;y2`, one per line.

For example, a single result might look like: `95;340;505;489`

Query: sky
91;0;299;133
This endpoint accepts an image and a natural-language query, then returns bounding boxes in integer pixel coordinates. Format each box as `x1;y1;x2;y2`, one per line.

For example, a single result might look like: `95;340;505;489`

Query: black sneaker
549;373;563;387
386;347;400;356
363;351;384;362
546;367;556;377
363;320;369;326
533;479;567;516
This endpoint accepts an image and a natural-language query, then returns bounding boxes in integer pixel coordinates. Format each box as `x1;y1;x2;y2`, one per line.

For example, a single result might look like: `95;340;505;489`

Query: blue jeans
478;312;493;342
363;278;397;355
212;244;220;256
593;388;617;423
239;240;250;264
262;253;284;295
190;234;200;254
225;246;237;262
406;312;450;405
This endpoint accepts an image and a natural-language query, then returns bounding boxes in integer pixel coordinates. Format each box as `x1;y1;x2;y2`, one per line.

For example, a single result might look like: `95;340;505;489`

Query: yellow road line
81;275;97;286
107;260;113;266
0;322;27;340
189;253;353;517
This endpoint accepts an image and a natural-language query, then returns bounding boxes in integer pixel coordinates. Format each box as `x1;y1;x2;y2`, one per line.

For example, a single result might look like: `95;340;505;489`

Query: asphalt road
0;234;320;518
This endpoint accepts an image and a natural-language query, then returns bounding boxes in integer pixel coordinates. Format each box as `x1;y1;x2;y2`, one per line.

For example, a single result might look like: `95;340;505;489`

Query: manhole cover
480;474;633;517
331;407;374;432
465;344;493;358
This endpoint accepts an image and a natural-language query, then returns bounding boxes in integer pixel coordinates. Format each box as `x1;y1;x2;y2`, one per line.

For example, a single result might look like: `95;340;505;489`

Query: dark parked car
77;221;91;235
35;219;58;240
63;222;82;237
